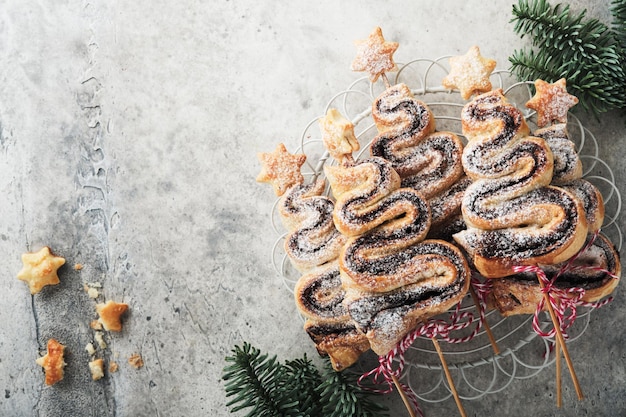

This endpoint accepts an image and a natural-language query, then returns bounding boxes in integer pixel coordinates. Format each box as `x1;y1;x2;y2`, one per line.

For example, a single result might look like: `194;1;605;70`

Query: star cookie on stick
257;143;306;196
351;26;398;83
17;246;66;294
96;300;129;332
319;108;359;164
36;339;66;385
525;78;578;127
442;46;496;100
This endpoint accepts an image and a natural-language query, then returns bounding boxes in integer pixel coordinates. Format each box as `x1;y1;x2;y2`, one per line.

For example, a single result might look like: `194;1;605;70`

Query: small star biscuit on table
442;45;496;100
36;339;66;386
17;246;66;294
256;143;306;196
525;78;578;127
351;26;398;82
96;300;129;332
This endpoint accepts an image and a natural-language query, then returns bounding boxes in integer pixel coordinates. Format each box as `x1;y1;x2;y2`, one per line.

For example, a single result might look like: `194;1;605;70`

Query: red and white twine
358;293;486;416
358;232;619;414
512;232;619;340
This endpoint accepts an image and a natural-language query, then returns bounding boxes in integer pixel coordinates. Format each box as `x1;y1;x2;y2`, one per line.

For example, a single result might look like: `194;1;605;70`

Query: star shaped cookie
256;143;306;196
351;27;399;82
442;46;496;100
36;339;66;385
96;300;129;332
319;108;360;162
525;78;578;127
17;246;66;294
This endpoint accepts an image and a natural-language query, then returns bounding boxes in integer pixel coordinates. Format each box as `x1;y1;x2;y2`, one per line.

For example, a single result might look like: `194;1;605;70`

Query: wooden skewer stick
431;337;468;417
469;285;500;355
538;278;584;400
556;339;562;407
390;374;418;417
381;73;392;89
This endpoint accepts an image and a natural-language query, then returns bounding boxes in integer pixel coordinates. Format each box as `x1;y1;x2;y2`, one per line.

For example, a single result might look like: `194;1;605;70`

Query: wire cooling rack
268;57;622;402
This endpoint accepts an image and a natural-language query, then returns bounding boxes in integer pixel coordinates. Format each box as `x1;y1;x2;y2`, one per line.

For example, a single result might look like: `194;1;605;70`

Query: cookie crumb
96;300;129;332
109;361;119;373
86;342;96;356
94;331;107;349
89;358;105;381
74;263;83;270
128;353;144;369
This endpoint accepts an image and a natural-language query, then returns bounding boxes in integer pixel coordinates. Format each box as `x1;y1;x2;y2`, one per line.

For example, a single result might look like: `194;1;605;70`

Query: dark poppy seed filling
533;124;581;184
305;322;363;340
454;90;587;276
505;234;619;290
370;83;464;200
279;180;346;270
298;267;347;319
345;241;468;332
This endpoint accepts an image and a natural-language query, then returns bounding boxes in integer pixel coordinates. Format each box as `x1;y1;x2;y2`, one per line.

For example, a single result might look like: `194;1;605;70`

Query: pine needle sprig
317;360;390;417
282;357;324;416
509;0;626;116
612;0;626;51
222;343;300;416
222;342;389;417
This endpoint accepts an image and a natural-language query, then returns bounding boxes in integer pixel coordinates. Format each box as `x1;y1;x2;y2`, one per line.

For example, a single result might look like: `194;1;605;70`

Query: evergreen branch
612;0;626;51
222;343;299;416
283;357;324;416
317;361;390;417
509;0;626;117
222;343;389;417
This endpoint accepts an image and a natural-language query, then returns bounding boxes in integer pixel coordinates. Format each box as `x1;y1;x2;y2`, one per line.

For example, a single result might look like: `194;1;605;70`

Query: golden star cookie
442;46;496;100
319;108;360;162
36;339;66;385
351;27;398;82
96;300;129;332
525;78;578;127
256;143;306;196
17;246;65;294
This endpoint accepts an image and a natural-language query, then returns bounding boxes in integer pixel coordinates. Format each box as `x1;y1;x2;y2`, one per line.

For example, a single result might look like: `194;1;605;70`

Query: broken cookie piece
36;339;66;386
128;353;144;369
96;300;129;332
17;247;66;294
89;358;105;381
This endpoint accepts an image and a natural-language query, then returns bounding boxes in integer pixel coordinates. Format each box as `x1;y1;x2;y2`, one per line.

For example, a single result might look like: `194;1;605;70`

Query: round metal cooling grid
268;58;622;401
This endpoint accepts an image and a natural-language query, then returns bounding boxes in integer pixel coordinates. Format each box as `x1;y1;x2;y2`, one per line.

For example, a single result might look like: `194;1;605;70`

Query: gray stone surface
0;1;623;416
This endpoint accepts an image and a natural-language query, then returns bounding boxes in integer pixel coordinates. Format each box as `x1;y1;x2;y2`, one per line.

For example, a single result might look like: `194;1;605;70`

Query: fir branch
222;343;389;417
283;357;324;416
612;0;626;51
509;0;626;116
317;361;390;417
222;343;299;416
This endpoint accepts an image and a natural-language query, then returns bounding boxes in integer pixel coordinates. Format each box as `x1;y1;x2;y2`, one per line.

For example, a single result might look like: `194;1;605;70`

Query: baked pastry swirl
369;83;469;238
325;157;470;354
533;124;604;232
294;262;370;370
279;179;347;272
489;233;620;316
370;83;465;200
453;89;588;278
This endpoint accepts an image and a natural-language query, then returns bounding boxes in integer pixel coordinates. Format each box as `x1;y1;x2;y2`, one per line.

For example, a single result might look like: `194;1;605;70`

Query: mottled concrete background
0;1;623;416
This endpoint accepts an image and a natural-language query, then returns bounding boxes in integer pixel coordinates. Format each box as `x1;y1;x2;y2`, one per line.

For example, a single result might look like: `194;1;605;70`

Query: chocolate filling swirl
454;89;588;278
279;179;346;271
370;83;464;200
